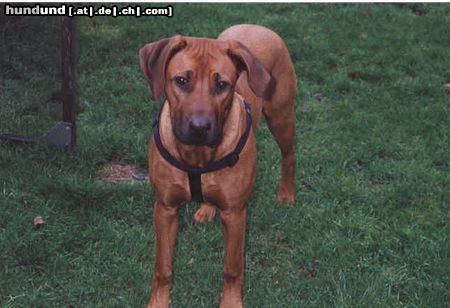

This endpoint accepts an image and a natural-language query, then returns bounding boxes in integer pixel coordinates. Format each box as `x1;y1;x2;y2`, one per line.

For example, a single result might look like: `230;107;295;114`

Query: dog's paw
194;203;216;224
220;291;243;308
147;292;171;308
277;184;296;204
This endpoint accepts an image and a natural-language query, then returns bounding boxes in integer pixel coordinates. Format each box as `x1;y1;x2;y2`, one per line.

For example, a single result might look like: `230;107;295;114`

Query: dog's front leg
219;205;247;308
148;201;179;308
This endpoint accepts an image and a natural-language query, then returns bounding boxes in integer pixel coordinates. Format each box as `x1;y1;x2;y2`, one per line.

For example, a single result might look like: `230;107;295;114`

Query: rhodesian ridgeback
140;24;297;307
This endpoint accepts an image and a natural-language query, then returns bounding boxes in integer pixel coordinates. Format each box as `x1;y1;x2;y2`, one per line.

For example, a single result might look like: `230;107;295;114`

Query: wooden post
1;17;78;149
61;17;76;149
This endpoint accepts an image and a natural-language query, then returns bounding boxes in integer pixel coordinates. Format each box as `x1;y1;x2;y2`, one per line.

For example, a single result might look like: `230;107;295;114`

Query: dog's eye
216;80;230;93
174;76;189;88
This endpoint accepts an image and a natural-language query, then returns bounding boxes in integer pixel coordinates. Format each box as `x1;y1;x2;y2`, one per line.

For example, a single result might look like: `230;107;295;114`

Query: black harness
153;98;252;203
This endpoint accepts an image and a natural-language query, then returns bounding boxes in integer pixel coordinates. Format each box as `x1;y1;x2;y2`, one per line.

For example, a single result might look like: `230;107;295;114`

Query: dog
140;24;297;308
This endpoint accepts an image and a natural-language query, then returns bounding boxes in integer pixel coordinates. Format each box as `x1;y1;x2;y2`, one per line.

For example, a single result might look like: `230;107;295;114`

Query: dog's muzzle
175;114;220;147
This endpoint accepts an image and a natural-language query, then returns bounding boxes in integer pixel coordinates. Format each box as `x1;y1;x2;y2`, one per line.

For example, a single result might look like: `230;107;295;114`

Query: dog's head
140;35;274;147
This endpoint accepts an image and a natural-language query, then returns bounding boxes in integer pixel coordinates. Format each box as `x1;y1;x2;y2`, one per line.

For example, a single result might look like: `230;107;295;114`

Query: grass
1;4;449;307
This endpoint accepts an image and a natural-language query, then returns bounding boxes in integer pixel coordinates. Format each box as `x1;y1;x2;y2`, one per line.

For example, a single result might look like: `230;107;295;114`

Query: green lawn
1;4;449;307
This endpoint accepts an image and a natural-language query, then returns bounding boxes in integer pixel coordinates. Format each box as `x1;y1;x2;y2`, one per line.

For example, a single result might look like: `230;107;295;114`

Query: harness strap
188;173;203;203
153;98;252;202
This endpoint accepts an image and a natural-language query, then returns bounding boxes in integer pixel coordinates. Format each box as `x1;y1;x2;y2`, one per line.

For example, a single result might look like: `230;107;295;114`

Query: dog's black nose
189;116;212;134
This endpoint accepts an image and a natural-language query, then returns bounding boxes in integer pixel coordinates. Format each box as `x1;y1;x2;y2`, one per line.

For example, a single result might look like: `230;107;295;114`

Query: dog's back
218;24;297;126
218;24;290;73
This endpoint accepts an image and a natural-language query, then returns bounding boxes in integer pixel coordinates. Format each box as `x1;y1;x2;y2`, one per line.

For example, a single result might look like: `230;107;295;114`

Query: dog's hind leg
263;103;296;204
262;61;297;204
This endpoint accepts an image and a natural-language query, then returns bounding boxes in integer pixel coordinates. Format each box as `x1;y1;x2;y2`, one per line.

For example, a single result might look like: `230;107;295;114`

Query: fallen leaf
34;215;45;228
313;93;325;101
305;260;319;278
300;178;315;191
275;230;284;242
347;71;359;79
444;83;450;95
410;4;427;16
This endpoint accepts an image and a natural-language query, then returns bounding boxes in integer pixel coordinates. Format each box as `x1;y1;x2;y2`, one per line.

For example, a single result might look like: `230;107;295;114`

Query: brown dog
140;24;296;307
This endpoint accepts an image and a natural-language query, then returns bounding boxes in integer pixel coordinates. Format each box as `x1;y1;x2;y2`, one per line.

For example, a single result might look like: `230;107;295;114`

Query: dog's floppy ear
227;41;276;100
139;35;187;100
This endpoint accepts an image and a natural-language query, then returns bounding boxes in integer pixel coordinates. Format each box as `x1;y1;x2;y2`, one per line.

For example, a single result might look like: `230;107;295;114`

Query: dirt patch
97;162;148;183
